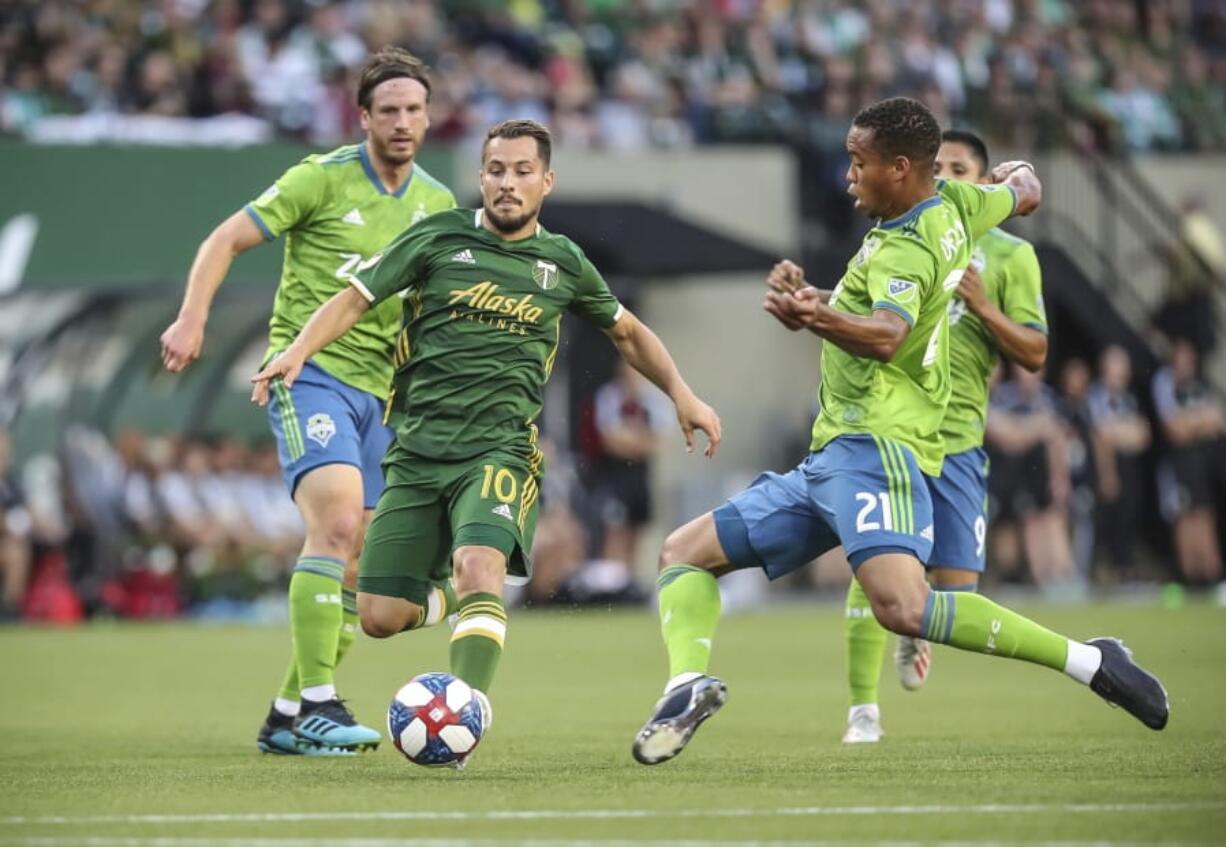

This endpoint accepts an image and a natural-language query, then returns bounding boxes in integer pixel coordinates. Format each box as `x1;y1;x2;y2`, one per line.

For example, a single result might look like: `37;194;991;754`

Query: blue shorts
714;434;933;578
926;447;989;573
266;361;393;509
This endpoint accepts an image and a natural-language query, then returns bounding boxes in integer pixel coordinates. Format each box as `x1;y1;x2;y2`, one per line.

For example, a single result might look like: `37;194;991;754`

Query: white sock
848;703;879;722
1063;640;1102;685
301;683;337;703
273;697;300;717
664;672;702;694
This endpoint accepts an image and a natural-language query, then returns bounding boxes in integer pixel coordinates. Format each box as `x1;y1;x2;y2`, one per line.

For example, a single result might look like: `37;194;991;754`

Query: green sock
408;579;457;630
846;578;887;706
289;557;345;691
335;588;358;665
449;592;506;693
923;590;1068;670
657;565;721;678
276;584;356;702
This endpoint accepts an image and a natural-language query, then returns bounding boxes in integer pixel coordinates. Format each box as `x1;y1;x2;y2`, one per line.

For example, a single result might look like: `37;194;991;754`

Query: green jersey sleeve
939;179;1017;240
865;239;937;328
568;254;624;329
351;225;433;305
244;161;325;241
1000;240;1048;332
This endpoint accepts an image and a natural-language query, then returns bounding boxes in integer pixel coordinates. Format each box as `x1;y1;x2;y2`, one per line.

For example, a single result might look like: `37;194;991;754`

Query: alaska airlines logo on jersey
305;413;337;448
447;281;545;332
854;237;881;268
532;260;559;290
887;278;917;303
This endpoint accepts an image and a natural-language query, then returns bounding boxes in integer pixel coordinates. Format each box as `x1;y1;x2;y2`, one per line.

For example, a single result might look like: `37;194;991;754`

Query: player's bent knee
867;593;925;637
357;594;421;638
453;547;506;596
658;513;721;572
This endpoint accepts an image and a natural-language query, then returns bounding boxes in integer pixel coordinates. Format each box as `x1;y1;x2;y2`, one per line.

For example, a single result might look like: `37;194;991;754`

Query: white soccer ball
387;672;486;766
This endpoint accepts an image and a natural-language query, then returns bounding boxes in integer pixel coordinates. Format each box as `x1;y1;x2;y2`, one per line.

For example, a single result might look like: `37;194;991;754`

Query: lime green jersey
810;179;1017;476
941;228;1047;454
353;208;624;463
246;143;456;400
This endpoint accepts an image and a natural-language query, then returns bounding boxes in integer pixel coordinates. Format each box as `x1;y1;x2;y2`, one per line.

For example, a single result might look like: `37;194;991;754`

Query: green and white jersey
352;208;624;463
810;179;1017;476
941;228;1047;454
246;143;456;400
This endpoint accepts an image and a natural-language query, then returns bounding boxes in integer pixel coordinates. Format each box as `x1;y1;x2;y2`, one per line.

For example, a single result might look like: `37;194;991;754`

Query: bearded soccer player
834;129;1052;743
252;119;721;763
160;48;456;755
631;98;1168;766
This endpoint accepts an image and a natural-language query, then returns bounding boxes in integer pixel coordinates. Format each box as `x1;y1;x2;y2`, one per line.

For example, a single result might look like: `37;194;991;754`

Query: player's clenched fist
159;315;205;372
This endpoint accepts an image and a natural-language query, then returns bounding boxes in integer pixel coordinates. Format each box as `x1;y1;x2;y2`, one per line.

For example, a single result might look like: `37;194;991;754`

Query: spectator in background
1152;339;1226;588
588;360;672;579
1057;358;1099;581
1158;196;1225;357
1088;345;1152;576
985;364;1079;592
0;430;33;620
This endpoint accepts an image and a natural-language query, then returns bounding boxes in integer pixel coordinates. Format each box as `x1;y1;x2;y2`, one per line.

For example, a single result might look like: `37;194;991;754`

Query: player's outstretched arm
604;310;722;458
161;210;266;372
250;287;369;406
764;288;908;362
992;161;1042;217
956;265;1047;372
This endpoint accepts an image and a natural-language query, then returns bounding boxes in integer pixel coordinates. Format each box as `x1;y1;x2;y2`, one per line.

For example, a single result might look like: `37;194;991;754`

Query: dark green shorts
358;443;541;604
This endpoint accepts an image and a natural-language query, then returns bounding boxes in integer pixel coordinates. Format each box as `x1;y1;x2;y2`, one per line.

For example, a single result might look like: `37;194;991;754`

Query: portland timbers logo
532;259;559;290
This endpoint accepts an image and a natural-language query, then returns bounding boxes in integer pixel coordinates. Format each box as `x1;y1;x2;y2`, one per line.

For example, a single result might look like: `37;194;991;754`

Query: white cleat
895;636;931;691
842;704;883;744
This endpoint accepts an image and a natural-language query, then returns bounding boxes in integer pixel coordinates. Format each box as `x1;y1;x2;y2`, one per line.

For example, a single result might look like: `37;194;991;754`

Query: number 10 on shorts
481;465;518;504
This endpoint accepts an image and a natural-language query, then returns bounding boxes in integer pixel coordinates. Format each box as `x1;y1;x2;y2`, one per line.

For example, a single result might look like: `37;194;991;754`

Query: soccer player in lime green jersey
160;48;456;756
251;119;721;762
631;98;1167;767
839;129;1052;743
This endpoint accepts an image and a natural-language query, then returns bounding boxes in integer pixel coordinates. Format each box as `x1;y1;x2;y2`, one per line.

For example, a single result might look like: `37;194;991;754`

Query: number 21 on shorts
855;491;894;533
480;465;518;504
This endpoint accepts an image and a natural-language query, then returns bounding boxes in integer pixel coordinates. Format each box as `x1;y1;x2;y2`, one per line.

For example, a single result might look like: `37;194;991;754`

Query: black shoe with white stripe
632;675;727;765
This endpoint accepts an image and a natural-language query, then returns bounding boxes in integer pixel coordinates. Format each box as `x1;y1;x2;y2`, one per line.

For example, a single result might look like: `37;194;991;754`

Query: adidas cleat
895;636;931;691
842;705;884;744
1087;637;1169;730
293;698;381;751
632;675;727;765
257;704;354;756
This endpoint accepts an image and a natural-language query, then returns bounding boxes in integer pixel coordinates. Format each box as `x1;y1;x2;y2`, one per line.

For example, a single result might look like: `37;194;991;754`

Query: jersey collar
878;194;941;230
359;143;414;198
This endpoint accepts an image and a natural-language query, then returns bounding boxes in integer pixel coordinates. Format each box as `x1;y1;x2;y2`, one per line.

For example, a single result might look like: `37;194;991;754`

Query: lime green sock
846;579;887;706
923;590;1068;670
289;557;345;690
335;588;358;665
449;592;506;692
657;565;721;678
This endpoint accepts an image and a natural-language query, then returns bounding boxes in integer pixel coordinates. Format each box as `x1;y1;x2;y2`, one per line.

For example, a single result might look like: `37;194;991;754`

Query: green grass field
2;601;1224;846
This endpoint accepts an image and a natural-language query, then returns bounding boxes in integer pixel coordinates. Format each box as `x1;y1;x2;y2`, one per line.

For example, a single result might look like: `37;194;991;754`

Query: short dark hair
852;97;941;167
483;119;553;166
941;129;990;175
357;47;431;110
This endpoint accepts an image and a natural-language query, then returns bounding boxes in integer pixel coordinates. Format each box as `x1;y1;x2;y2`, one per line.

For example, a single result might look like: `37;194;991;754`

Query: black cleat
632;675;727;765
1087;637;1169;730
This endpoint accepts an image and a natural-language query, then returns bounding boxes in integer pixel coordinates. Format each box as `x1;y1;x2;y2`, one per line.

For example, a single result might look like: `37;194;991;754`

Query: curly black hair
941;129;990;175
852;97;942;166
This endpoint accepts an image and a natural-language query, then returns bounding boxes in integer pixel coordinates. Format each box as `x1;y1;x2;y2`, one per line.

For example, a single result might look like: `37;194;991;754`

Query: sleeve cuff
1021;321;1049;334
871;300;916;327
1005;184;1019;217
609;302;626;326
244;204;276;242
347;276;376;303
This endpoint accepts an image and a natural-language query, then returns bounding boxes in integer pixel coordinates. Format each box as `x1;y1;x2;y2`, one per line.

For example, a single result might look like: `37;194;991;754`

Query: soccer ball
388;672;486;766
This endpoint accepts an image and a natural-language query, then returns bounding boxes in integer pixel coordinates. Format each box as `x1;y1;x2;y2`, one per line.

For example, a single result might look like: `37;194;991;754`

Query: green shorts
358;443;541;604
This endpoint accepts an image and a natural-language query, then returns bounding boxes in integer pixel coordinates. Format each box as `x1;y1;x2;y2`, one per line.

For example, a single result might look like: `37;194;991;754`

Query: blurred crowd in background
3;338;1225;624
3;0;1226;153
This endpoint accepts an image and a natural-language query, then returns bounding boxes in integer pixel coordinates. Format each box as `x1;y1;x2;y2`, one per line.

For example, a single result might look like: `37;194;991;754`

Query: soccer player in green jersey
838;129;1053;743
251;119;721;761
631;98;1167;766
160;48;457;755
